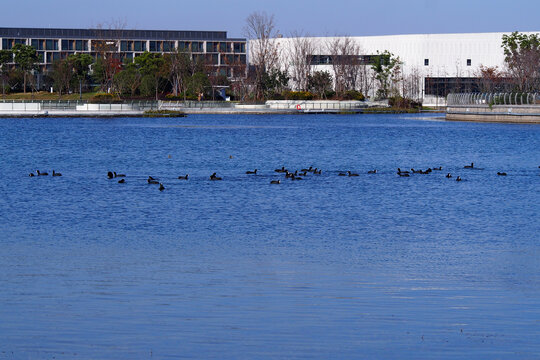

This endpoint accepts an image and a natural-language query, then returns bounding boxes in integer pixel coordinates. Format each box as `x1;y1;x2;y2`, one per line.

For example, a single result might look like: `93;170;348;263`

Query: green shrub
283;91;315;100
324;90;336;99
388;96;422;109
342;90;365;101
89;92;122;103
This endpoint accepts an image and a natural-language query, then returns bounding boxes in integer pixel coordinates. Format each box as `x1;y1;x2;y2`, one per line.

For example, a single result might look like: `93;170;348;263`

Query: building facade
265;32;539;105
0;27;247;77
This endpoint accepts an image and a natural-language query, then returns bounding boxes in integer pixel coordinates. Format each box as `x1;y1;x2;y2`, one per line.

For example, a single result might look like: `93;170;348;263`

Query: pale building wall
250;32;540;104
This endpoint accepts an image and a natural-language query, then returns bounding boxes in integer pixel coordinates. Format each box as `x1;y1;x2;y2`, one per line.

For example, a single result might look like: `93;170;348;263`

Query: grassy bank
143;110;186;117
1;91;99;101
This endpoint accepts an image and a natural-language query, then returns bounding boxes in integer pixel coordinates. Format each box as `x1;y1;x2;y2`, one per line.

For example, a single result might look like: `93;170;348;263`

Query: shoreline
0;108;441;118
446;105;540;124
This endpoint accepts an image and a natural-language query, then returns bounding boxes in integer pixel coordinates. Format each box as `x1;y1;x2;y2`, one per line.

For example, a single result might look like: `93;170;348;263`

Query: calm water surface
0;114;539;359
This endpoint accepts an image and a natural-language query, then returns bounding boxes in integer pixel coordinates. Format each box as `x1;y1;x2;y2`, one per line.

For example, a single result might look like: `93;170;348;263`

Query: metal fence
0;100;159;111
448;93;540;106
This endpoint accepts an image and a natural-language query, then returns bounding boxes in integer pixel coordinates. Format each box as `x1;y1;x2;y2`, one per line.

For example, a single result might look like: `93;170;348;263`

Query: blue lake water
0;113;539;359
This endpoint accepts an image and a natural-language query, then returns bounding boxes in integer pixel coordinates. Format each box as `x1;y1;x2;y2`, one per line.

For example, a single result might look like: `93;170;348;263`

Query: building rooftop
0;27;245;41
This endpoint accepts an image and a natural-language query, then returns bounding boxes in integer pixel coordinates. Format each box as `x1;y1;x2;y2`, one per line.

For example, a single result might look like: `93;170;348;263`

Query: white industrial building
256;32;539;106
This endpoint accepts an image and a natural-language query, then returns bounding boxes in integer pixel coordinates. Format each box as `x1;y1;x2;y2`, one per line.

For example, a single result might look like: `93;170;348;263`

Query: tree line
0;43;239;100
1;21;538;102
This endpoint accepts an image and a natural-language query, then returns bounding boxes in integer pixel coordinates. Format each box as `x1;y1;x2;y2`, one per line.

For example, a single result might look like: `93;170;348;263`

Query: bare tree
244;11;280;100
474;65;507;93
287;32;315;91
165;50;192;99
357;62;375;99
222;55;249;101
326;37;362;95
91;20;127;92
51;58;73;96
401;66;423;101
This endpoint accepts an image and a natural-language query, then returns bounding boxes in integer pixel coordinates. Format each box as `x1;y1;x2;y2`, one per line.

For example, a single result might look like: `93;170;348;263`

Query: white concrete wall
76;104;134;111
266;100;365;110
0;103;41;111
252;32;540;101
268;32;525;77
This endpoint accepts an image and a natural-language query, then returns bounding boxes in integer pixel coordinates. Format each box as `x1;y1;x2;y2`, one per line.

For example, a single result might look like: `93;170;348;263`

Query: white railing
447;93;540;106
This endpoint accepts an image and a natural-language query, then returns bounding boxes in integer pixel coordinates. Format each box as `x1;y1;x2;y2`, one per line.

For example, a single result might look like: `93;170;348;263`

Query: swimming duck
367;169;377;174
314;169;322;175
29;172;35;177
37;170;48;176
114;172;126;177
270;180;281;184
210;172;222;180
159;183;165;191
178;174;189;180
52;170;62;177
456;176;462;181
148;176;159;184
348;171;359;177
398;172;410;177
118;179;125;184
245;169;257;175
338;172;347;176
274;166;287;173
433;166;443;171
397;168;410;174
411;168;423;174
301;166;313;172
107;171;114;179
464;162;474;169
497;172;507;176
446;173;452;178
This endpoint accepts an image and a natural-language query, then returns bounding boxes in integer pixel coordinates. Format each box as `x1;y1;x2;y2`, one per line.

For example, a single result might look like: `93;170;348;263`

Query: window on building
233;43;244;53
178;42;189;51
206;42;218;53
76;40;87;51
32;39;42;50
162;41;173;52
45;39;57;50
134;41;144;52
424;59;429;66
467;59;472;66
192;42;203;52
4;38;26;49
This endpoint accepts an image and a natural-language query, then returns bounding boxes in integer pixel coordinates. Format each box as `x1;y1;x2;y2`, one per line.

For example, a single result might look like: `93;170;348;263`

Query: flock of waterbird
28;162;536;191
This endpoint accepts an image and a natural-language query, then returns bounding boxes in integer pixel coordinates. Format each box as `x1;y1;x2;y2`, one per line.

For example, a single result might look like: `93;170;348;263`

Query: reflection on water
0;114;538;359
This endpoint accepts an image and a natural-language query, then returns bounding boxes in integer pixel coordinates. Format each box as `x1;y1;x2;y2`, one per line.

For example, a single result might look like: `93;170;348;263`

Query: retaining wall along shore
446;105;540;124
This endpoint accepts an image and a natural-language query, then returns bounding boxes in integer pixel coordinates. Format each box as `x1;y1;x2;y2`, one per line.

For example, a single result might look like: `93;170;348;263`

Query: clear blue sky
2;0;539;38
